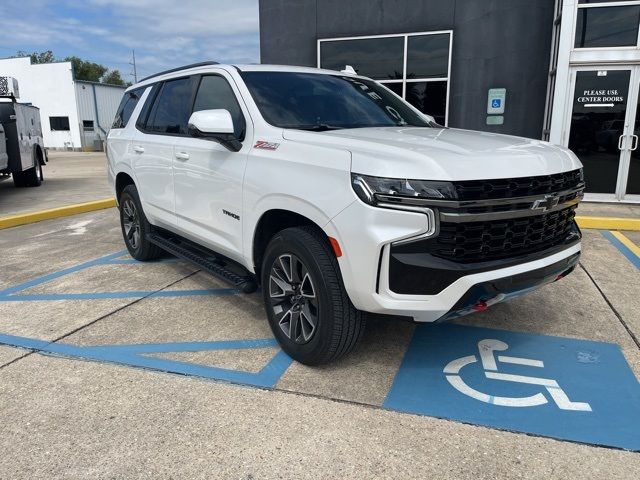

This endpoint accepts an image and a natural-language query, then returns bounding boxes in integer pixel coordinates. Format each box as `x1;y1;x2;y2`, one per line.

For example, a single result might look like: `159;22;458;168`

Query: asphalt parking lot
1;174;640;477
0;152;111;216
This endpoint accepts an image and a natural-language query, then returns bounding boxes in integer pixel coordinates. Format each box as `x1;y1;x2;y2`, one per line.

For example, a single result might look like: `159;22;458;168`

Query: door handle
632;135;639;151
133;146;145;154
175;152;190;161
618;135;625;150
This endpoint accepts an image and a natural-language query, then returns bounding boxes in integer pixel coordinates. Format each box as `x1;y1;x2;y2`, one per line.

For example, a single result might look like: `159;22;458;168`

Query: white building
0;56;126;150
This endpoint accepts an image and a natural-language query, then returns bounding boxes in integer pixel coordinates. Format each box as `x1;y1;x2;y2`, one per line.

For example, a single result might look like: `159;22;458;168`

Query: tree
12;50;131;85
13;50;55;64
64;56;108;83
102;69;127;86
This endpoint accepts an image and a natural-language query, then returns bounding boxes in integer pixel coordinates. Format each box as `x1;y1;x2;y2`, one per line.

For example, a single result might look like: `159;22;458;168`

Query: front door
172;72;252;264
566;66;640;201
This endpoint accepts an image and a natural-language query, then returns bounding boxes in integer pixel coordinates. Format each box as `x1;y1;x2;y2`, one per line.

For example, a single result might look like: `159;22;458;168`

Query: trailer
0;76;47;187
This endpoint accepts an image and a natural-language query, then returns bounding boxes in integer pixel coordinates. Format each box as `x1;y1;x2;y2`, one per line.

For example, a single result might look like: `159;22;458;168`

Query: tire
12;162;43;187
118;184;163;261
261;226;365;365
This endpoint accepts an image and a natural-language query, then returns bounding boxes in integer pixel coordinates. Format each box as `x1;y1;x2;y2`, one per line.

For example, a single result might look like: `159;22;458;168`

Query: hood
282;127;582;181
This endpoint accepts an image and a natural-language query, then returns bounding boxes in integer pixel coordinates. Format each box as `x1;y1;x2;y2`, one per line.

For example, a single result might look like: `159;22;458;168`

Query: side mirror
187;109;241;152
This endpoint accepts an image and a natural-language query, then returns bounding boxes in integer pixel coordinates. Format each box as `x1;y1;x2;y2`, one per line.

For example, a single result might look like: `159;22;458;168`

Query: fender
243;194;342;270
111;163;139;203
32;144;46;165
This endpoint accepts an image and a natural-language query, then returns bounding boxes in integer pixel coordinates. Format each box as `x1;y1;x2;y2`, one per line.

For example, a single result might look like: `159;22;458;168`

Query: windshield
240;71;433;130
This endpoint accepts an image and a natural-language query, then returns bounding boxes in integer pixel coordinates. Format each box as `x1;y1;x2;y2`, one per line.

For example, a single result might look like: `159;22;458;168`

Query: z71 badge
254;140;280;150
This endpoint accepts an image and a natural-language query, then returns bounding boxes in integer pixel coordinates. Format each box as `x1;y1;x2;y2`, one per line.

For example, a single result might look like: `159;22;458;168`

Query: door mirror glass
188;109;235;135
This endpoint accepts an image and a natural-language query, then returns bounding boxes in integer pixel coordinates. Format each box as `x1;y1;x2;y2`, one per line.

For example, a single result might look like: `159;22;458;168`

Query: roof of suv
128;62;359;91
235;64;355;76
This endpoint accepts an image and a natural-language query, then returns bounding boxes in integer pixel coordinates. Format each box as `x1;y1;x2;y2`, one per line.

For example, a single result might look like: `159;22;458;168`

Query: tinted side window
193;76;246;139
135;83;160;130
112;87;143;129
147;78;194;135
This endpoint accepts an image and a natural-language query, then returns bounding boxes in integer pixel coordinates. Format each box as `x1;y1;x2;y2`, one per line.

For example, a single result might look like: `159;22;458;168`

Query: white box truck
0;76;47;187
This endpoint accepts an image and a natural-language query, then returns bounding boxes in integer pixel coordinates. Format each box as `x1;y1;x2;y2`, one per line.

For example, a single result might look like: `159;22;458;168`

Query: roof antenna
341;65;357;74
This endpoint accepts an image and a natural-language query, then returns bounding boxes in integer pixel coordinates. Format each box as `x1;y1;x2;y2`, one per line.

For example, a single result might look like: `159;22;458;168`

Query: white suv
107;62;584;364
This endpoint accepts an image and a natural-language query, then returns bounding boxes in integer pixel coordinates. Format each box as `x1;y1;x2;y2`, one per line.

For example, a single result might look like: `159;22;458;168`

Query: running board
148;232;258;293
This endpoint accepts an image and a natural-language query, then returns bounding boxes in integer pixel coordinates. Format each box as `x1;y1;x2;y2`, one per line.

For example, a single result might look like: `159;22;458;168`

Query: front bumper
326;200;582;322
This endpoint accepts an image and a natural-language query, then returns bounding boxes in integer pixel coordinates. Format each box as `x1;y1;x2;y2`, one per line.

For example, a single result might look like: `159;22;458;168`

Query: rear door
132;77;196;228
109;86;146;193
172;72;251;261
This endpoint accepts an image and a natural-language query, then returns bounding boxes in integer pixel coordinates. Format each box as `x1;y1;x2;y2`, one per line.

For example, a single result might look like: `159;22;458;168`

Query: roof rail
139;61;220;82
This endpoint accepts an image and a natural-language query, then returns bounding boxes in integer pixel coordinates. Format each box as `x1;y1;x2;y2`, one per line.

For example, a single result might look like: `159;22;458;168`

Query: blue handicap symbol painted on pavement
491;99;501;108
384;323;640;451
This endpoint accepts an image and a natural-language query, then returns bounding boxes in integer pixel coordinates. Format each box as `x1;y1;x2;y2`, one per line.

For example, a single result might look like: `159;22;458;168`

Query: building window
82;120;94;132
575;1;640;48
319;37;404;80
49;116;70;131
318;31;452;125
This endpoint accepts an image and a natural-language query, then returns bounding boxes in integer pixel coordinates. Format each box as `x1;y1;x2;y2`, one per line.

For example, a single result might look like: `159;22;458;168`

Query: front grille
453;169;583;201
421;206;579;263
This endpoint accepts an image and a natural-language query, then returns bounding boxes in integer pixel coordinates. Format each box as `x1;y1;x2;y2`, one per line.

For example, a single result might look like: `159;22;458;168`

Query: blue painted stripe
0;334;52;351
0;250;128;296
0;333;292;388
105;258;182;265
89;338;279;354
601;230;640;269
0;288;240;302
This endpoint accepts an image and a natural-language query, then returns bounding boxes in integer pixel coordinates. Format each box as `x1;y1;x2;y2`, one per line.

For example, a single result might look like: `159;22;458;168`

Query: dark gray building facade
259;0;556;139
260;0;640;203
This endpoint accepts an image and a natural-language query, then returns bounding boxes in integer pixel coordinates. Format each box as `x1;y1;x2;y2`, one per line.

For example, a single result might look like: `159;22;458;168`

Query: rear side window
193;75;246;140
146;78;194;135
112;87;143;129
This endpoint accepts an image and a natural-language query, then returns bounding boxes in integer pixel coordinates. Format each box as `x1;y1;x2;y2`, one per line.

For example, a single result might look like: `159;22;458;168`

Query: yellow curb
0;198;116;230
610;231;640;258
576;216;640;231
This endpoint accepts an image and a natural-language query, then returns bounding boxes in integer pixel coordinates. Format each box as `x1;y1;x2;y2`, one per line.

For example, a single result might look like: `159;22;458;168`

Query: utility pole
129;50;138;83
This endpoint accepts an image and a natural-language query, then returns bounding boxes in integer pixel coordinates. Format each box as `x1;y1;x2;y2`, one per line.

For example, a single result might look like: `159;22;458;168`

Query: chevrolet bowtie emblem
531;194;560;212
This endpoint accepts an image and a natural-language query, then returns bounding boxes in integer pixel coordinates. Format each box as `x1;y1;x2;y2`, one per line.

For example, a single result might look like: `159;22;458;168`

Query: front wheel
261;226;365;365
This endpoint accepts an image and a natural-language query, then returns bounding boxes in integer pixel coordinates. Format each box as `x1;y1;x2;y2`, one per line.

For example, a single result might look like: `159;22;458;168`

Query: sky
0;0;260;81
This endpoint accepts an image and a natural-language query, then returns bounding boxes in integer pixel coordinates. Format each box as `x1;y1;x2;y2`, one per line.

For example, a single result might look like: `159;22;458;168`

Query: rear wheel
12;161;43;187
119;184;163;261
261;226;365;365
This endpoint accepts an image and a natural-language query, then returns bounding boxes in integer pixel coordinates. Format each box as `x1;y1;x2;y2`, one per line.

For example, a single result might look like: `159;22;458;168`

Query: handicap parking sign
384;324;640;451
491;99;501;109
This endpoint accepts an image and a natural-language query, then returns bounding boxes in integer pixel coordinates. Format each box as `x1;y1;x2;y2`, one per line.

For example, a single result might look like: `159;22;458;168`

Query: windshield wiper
282;124;344;131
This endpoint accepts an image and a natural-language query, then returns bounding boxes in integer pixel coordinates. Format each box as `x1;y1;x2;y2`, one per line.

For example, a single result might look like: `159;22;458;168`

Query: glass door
566;67;636;200
624;74;640;201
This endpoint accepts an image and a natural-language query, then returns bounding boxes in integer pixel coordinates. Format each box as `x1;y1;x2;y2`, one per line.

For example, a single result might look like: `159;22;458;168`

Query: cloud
0;0;259;78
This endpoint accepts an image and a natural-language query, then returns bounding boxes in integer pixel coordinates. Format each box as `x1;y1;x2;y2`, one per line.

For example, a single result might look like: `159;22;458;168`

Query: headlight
351;173;456;207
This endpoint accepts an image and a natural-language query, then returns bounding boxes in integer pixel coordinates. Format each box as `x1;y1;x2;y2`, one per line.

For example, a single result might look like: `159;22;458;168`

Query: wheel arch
115;171;136;203
252;209;330;281
33;144;45;165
